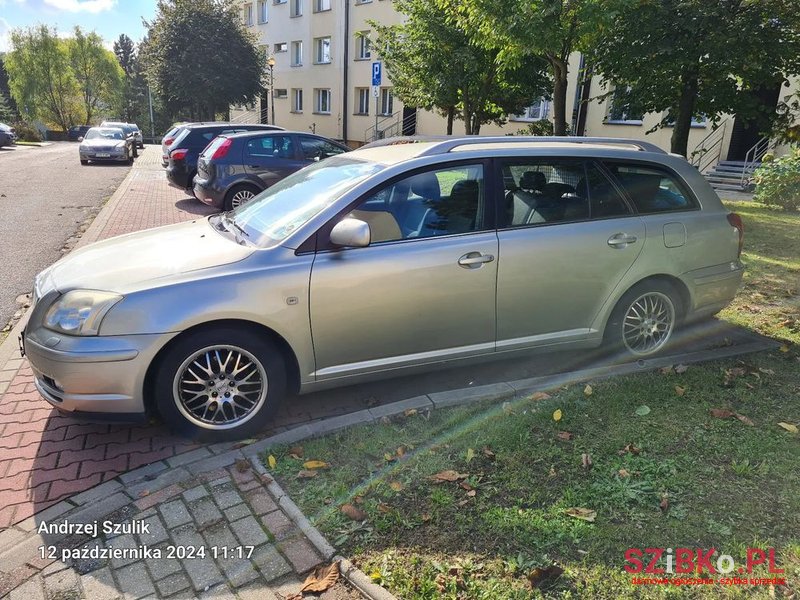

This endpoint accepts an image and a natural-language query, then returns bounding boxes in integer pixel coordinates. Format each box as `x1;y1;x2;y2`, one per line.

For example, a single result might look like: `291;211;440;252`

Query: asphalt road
0;142;131;327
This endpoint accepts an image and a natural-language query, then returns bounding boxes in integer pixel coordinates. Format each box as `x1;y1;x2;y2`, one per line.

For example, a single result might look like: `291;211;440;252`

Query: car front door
244;134;304;188
309;161;498;380
495;158;646;351
297;136;348;164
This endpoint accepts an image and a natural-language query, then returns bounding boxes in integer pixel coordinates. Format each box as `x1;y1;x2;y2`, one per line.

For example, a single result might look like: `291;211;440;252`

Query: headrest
450;179;479;199
409;173;441;200
520;171;546;191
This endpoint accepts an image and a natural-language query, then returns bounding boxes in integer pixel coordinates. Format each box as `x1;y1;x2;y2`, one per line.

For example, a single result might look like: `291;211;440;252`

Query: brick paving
0;457;365;599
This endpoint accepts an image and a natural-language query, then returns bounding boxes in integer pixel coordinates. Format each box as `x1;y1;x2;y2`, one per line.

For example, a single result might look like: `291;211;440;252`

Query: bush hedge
753;146;800;211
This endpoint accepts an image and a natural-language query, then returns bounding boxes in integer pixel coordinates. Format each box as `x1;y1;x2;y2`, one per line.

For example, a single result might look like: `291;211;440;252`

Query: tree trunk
446;106;454;135
551;57;569;136
670;69;699;157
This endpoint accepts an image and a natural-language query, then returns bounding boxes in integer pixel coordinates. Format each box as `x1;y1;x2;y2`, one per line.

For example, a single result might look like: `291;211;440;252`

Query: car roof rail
367;135;668;156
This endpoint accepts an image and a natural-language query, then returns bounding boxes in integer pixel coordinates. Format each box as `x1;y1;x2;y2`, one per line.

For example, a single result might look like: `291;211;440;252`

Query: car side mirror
330;218;370;248
77;136;83;142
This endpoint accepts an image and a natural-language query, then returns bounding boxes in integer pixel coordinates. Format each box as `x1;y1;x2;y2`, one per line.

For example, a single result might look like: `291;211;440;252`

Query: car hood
40;219;254;294
82;138;126;147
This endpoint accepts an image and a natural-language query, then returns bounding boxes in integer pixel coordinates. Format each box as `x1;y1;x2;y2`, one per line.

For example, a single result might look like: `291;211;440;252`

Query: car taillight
170;148;188;161
164;136;174;146
211;138;233;160
727;212;744;258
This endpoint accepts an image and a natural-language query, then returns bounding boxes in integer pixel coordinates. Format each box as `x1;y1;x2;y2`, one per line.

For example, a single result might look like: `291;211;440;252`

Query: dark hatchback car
67;125;91;141
165;123;283;195
193;131;350;210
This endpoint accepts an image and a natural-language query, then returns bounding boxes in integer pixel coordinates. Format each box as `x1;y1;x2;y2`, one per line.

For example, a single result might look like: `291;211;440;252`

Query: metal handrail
411;136;668;156
690;119;728;172
365;109;403;142
740;136;771;189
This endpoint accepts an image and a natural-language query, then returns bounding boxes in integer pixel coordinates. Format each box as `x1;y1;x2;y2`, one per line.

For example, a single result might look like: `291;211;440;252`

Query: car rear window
201;136;230;157
603;162;697;214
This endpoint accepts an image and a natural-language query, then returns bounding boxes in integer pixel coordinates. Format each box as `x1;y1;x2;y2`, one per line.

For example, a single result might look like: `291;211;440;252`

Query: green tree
371;0;550;135
114;34;149;125
592;0;800;156
437;0;609;136
140;0;266;121
69;27;124;124
5;25;81;131
0;56;19;121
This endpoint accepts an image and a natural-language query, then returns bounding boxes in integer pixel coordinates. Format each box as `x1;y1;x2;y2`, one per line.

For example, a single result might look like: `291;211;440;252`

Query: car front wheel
605;281;679;357
154;326;287;441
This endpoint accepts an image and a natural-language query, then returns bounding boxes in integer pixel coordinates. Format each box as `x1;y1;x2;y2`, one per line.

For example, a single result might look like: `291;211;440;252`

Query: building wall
234;0;798;159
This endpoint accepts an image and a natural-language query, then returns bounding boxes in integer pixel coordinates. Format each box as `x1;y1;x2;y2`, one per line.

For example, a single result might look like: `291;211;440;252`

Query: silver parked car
78;127;134;164
23;137;744;440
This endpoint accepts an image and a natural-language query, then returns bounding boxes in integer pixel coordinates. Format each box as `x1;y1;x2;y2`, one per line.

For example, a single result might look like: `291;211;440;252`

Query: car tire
153;326;287;441
605;280;681;357
127;151;134;165
224;184;261;212
80;159;88;165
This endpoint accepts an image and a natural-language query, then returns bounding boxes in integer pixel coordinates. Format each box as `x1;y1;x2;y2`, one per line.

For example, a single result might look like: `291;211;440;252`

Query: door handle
458;252;495;268
607;233;638;248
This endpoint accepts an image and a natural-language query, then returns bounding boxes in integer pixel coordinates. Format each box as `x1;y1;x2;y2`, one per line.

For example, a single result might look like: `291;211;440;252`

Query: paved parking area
0;146;774;532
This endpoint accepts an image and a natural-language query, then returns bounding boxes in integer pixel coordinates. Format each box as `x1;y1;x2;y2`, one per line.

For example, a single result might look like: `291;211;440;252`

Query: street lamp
267;56;276;126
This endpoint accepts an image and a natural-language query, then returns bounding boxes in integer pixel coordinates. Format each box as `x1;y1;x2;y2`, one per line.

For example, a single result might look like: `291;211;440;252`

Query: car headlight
44;290;122;336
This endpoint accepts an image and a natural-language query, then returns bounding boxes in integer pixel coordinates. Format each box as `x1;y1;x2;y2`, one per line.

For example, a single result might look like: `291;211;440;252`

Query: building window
274;0;286;3
274;42;287;53
355;88;370;115
274;88;288;99
355;0;372;4
356;32;371;60
243;3;254;26
292;88;303;112
314;37;331;64
606;87;643;124
290;0;302;17
380;87;393;116
512;99;549;121
257;0;268;22
315;88;331;114
291;41;303;66
314;0;331;11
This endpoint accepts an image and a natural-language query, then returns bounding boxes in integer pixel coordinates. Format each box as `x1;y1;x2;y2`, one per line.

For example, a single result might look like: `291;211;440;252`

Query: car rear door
243;134;304;188
494;158;646;350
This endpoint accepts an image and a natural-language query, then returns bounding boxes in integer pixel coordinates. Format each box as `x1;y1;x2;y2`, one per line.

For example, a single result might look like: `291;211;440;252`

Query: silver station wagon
23;137;744;439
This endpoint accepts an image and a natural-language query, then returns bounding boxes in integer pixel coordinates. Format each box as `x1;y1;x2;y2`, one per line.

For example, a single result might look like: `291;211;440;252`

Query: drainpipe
342;0;350;145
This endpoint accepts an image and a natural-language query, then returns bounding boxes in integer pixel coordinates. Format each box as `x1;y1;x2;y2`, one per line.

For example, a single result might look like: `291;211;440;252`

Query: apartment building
233;0;798;163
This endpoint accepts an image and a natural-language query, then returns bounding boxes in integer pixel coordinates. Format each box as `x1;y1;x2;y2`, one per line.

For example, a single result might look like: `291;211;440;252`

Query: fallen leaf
296;470;318;479
675;364;689;374
581;453;593;470
340;504;367;521
138;490;150;498
288;446;304;459
457;499;470;506
618;468;630;478
234;458;250;473
430;470;468;483
618;443;641;456
389;481;404;491
502;401;513;415
553;409;563;422
268;455;277;469
759;368;775;375
710;408;735;419
396;446;406;458
377;503;392;514
466;489;477;497
353;495;364;505
403;408;418;417
232;438;258;449
459;481;473;491
548;466;557;478
659;365;674;375
303;460;330;469
780;345;790;353
530;391;551;401
778;422;799;434
583;384;593;397
384;453;395;462
482;446;495;459
565;507;597;522
556;431;573;441
465;448;475;463
300;561;340;593
421;512;432;522
735;413;754;426
674;385;686;397
527;565;564;590
635;405;651;416
660;496;669;512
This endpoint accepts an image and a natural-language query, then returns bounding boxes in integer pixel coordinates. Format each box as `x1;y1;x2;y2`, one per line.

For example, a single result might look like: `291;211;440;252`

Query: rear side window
299;137;346;160
245;135;295;159
603;162;696;214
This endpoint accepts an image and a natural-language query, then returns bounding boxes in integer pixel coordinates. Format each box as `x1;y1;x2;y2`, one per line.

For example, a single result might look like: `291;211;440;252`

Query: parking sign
372;62;382;86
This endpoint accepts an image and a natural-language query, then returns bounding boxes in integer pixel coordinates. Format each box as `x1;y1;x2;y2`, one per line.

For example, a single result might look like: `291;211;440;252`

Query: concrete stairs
703;160;760;192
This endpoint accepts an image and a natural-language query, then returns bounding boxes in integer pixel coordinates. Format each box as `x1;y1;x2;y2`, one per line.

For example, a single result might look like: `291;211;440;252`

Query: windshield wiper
225;213;250;238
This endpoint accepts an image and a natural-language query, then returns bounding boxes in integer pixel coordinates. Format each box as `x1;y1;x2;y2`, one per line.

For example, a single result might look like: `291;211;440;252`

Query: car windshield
85;128;124;140
227;156;383;247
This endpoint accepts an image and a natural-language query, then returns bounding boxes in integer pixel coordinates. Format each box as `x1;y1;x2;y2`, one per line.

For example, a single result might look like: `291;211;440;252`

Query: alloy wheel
231;189;256;209
172;345;268;430
622;291;675;356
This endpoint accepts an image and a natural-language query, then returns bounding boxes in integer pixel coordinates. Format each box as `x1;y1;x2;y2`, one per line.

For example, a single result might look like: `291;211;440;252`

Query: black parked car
165;123;283;195
100;121;139;158
0;123;16;148
193;131;350;210
67;125;91;141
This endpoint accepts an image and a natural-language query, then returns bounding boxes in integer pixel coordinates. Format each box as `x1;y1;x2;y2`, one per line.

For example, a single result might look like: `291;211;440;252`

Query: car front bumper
23;325;177;417
81;150;127;162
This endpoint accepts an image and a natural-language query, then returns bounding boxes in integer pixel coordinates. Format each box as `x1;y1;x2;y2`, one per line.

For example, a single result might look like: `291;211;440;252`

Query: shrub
507;120;571;137
13;121;43;142
753;146;800;211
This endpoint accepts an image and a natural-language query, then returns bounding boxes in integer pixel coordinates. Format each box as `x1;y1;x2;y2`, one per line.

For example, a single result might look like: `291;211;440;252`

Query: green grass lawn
263;201;800;599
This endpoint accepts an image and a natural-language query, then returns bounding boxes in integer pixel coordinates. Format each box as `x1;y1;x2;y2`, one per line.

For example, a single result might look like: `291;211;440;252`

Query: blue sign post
372;62;382;136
